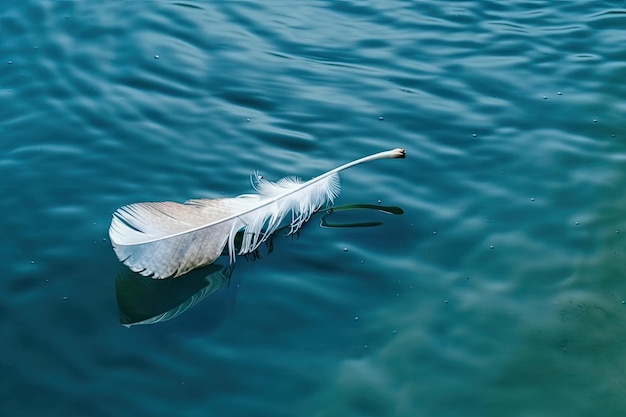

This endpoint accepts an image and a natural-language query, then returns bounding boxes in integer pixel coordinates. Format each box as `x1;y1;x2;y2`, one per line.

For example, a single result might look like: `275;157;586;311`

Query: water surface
2;1;626;416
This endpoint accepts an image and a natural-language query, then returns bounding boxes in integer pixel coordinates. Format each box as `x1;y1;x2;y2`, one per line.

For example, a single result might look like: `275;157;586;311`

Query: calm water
2;1;626;416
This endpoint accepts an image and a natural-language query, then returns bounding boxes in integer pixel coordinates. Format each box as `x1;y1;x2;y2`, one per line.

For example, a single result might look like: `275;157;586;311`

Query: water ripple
2;1;626;416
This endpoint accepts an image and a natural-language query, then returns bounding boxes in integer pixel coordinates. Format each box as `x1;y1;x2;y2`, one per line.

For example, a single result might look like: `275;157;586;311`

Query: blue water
3;1;626;416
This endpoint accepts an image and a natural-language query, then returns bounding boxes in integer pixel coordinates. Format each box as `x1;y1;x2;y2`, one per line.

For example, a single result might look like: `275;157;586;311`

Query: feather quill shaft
109;148;405;278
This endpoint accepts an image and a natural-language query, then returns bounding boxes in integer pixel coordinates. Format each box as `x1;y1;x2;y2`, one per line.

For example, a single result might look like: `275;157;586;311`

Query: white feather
109;148;405;279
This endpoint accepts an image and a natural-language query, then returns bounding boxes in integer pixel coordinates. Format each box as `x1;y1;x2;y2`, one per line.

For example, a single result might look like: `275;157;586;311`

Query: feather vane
109;148;405;278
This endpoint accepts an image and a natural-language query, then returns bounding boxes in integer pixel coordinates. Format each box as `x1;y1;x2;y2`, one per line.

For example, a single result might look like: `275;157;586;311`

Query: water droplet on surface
530;197;535;201
30;260;35;264
575;221;580;226
542;96;548;100
444;299;449;304
154;54;160;59
622;300;625;305
378;116;384;121
354;316;359;321
557;91;562;95
616;230;620;234
343;247;348;252
472;133;477;138
7;60;13;65
62;296;68;300
593;119;598;123
432;231;437;235
489;245;494;249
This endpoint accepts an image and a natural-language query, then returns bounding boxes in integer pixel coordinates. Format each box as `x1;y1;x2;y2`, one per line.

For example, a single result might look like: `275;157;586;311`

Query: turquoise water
3;1;626;416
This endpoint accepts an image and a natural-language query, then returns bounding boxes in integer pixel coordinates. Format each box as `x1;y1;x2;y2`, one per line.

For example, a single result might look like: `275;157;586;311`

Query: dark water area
2;1;626;416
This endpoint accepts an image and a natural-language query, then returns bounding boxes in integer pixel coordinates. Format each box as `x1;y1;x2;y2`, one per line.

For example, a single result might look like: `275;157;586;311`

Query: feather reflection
116;264;234;327
114;203;403;327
